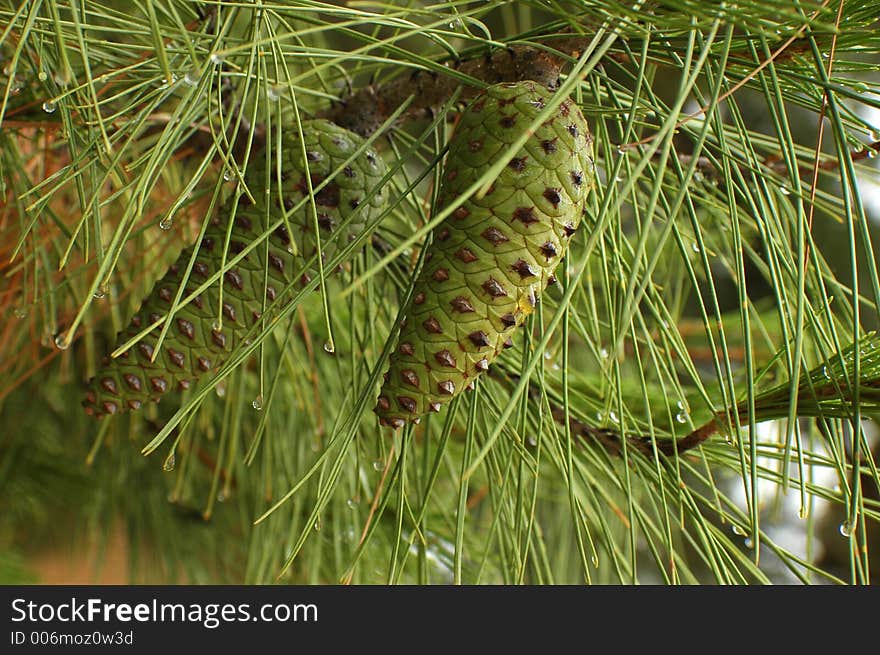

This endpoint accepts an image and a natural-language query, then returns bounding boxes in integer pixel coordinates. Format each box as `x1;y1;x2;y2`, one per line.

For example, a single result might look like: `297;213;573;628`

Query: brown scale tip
435;350;457;367
513;206;539;225
376;396;391;411
401;369;420;388
456;248;478;263
429;402;442;413
453;207;470;220
451;296;475;313
423;317;443;334
482;227;509;245
397;396;417;413
437;380;455;396
482;278;508;298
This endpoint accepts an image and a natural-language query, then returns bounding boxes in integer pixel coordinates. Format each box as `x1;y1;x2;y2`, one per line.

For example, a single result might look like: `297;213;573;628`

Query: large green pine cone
375;81;595;428
84;119;388;418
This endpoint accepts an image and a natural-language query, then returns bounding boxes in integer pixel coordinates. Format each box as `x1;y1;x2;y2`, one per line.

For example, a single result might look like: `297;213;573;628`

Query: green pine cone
84;119;388;418
375;81;595;428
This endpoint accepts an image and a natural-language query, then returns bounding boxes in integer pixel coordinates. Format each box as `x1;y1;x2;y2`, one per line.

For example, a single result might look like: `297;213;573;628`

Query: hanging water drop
42;100;56;113
163;452;176;471
313;518;322;532
267;84;283;101
798;506;808;520
12;306;27;319
209;53;225;65
322;340;336;355
252;394;264;411
779;185;791;196
591;555;599;567
346;497;359;510
54;333;70;350
93;285;108;299
599;347;609;360
839;520;854;537
608;410;618;424
37;70;48;82
675;411;688;424
159;217;173;230
212;319;222;332
217;492;226;503
215;382;227;398
821;365;831;379
743;537;754;549
223;168;232;182
693;170;705;183
731;524;746;536
372;459;384;472
527;435;538;447
691;242;701;253
183;68;199;86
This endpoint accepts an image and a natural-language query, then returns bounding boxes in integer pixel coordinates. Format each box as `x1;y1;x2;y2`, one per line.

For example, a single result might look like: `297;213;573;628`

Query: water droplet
183;68;199;86
217;492;226;502
159;217;173;230
54;333;70;350
779;185;791;196
163;452;176;471
608;410;618;424
839;520;854;537
346;497;359;509
852;82;869;94
252;395;263;411
53;71;70;87
37;70;47;82
212;319;222;332
161;73;178;88
527;435;538;447
675;411;688;424
215;382;227;398
866;149;877;159
833;484;842;494
798;506;808;519
322;340;335;354
744;537;754;549
693;170;704;183
372;459;384;471
223;168;232;182
42;100;56;113
822;365;831;379
614;173;624;182
691;242;701;253
12;306;27;319
313;518;322;531
731;524;746;536
344;527;356;543
591;555;599;567
599;347;609;360
596;411;604;422
267;84;283;101
210;53;225;65
616;144;627;155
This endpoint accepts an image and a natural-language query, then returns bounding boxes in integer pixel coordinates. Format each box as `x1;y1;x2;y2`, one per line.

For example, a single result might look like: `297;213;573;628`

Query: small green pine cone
375;81;595;428
84;119;388;418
